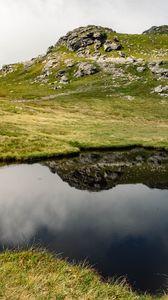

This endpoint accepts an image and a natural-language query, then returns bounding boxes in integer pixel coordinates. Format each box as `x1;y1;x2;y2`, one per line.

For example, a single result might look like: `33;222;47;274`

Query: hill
143;25;168;35
0;25;167;161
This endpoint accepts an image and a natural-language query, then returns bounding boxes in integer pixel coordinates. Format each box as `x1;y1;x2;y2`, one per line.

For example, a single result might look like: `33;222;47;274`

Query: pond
0;149;168;295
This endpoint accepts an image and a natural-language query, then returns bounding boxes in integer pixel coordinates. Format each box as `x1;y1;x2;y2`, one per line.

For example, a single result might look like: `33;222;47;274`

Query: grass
0;250;166;300
0;71;167;162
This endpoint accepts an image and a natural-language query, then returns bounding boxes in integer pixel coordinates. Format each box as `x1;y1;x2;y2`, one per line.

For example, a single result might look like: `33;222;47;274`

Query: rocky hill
0;25;168;161
0;25;168;99
143;25;168;35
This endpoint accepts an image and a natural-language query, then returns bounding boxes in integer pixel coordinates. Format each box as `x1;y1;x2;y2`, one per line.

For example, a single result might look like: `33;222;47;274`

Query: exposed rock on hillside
55;25;122;56
153;85;168;96
143;25;168;34
1;64;14;76
148;61;168;79
104;41;122;52
0;24;168;98
74;62;98;78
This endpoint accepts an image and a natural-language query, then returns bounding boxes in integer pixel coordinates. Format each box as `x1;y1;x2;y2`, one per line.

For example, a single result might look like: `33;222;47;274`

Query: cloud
0;0;167;66
0;163;168;247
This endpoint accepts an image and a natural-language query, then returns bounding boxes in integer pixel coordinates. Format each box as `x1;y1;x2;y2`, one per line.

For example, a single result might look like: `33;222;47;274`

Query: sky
0;0;167;67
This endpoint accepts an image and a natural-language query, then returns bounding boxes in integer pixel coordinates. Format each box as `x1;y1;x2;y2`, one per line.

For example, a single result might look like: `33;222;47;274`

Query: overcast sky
0;0;167;67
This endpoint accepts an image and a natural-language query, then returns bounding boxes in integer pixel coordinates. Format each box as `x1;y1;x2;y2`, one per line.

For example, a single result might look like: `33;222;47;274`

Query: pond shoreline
0;144;168;165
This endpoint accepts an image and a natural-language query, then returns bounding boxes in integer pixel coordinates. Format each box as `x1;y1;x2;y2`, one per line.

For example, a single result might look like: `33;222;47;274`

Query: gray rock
43;60;57;72
65;59;75;67
143;25;168;35
113;36;120;42
119;51;126;58
94;40;102;50
60;75;69;84
153;85;168;94
154;85;163;93
65;31;105;52
99;62;124;77
93;31;106;41
43;70;50;77
46;45;54;54
148;61;168;78
137;66;146;73
57;70;66;78
1;64;14;75
104;41;122;52
148;61;157;68
55;25;114;52
151;66;168;77
74;62;98;78
77;48;91;57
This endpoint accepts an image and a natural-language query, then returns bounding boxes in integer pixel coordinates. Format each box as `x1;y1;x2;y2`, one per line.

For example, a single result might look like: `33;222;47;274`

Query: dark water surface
0;161;168;294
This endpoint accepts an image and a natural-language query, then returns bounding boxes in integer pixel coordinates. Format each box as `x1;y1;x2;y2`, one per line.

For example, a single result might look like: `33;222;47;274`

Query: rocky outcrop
56;25;110;52
55;25;123;57
74;62;98;78
1;64;14;75
1;24;167;93
148;61;168;81
143;25;168;35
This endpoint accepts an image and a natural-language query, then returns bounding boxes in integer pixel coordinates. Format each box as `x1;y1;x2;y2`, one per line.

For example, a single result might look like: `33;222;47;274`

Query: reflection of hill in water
44;149;168;191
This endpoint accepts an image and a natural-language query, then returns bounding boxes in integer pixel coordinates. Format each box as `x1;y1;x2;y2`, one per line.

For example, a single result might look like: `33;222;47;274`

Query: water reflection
0;162;168;294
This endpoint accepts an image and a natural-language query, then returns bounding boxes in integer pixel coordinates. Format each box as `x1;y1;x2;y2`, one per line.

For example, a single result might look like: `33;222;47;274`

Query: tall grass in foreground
0;250;166;300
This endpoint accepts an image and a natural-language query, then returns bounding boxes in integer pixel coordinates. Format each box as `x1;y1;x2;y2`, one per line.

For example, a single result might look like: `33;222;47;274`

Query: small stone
154;85;163;93
137;66;146;73
94;40;102;50
60;75;69;84
56;70;66;78
46;45;54;54
119;51;126;58
113;36;119;42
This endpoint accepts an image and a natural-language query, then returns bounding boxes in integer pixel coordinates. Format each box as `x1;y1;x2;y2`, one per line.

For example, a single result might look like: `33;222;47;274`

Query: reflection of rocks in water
43;148;168;191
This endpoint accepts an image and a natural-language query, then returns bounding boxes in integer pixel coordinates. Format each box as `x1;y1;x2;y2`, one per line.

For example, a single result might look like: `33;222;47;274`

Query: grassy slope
0;32;167;161
0;250;165;300
0;68;168;161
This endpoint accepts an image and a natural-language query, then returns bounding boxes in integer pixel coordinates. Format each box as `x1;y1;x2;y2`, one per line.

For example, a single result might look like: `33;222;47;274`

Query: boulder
153;85;168;94
60;75;69;84
150;66;168;78
56;70;66;78
113;36;120;42
74;62;98;78
104;41;122;52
